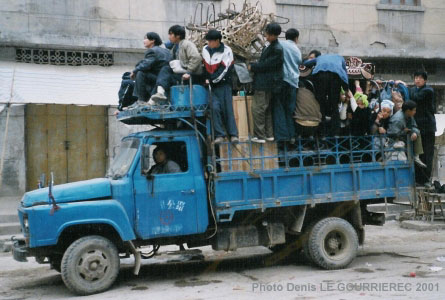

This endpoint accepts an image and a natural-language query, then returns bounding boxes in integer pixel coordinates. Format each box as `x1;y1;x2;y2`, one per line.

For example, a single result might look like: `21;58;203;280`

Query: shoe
251;137;266;144
414;155;427;168
126;100;147;110
148;99;157;106
393;141;405;149
214;137;225;144
265;137;274;142
230;136;239;144
433;180;442;192
150;92;167;102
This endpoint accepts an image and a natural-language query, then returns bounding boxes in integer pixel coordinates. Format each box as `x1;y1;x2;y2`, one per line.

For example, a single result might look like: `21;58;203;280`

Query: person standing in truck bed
248;23;284;144
202;30;239;144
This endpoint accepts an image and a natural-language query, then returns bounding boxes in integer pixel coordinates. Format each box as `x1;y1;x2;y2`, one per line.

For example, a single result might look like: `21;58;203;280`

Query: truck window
107;138;140;179
148;142;188;174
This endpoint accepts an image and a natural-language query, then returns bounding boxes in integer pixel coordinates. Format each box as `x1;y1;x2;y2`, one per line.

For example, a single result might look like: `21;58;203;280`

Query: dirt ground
1;221;445;300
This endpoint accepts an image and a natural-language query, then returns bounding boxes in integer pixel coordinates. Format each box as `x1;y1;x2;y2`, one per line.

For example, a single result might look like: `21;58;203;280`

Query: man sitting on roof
149;25;203;105
129;32;172;108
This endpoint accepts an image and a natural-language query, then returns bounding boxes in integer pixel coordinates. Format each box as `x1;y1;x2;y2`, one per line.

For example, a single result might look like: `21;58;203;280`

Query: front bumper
12;238;29;262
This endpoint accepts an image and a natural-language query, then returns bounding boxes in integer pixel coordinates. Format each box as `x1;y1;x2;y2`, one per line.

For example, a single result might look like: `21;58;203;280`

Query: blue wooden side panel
214;161;414;221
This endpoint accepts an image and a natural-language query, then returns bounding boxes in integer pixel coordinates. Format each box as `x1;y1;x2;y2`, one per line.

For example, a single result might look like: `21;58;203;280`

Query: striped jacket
202;43;234;87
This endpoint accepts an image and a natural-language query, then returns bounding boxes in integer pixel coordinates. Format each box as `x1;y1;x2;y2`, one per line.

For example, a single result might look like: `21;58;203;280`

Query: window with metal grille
380;0;420;5
15;48;114;66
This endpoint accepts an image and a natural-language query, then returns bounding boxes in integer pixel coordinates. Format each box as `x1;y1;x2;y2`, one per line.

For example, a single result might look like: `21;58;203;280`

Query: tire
302;223;316;264
306;217;358;270
61;235;120;295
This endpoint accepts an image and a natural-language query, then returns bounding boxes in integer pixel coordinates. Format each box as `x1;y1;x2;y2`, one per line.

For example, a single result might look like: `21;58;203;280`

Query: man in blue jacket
304;53;349;137
277;28;302;143
409;71;436;186
248;23;284;143
130;32;172;107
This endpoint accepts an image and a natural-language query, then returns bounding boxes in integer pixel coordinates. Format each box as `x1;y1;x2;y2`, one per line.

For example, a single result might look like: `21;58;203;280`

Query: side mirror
141;144;151;175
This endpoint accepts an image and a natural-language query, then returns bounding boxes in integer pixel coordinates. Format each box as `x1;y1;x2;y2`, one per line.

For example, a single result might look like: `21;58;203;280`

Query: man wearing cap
202;30;239;144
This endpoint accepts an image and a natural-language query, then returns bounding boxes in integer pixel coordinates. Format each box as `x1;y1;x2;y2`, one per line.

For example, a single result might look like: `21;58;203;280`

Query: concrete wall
0;105;25;197
1;0;444;59
277;0;445;59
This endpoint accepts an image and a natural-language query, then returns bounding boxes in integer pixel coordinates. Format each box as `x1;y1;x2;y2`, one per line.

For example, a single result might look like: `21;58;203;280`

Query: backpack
118;72;138;111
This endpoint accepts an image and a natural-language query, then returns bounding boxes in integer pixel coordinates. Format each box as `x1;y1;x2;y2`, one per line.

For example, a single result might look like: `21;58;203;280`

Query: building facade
1;0;445;196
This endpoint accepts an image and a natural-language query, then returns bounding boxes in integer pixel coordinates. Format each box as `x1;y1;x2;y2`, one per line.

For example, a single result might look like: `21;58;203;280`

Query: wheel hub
77;250;109;281
327;237;340;250
324;231;345;256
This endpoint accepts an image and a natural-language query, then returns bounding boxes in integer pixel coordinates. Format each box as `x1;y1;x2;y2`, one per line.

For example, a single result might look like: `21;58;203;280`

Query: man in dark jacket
248;23;284;143
304;53;349;137
409;71;436;186
129;32;172;107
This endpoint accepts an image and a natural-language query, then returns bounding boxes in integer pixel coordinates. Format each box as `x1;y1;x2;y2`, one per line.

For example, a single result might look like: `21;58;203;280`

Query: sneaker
148;99;157;106
265;137;274;142
150;92;167;102
126;100;147;110
251;137;266;144
214;137;225;144
230;136;239;144
414;155;427;168
393;141;405;149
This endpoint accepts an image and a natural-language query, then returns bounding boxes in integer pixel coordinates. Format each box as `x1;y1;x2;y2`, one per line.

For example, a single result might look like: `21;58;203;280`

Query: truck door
134;139;200;239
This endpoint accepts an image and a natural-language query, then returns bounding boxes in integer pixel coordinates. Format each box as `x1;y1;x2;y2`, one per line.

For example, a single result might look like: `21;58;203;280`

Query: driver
148;146;181;174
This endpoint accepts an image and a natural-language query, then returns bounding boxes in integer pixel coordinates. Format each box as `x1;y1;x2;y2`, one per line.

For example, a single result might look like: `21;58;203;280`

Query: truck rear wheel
306;217;358;270
61;235;120;295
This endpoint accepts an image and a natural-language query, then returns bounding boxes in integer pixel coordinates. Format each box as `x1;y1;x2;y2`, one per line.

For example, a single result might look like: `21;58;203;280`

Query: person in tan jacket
150;25;203;104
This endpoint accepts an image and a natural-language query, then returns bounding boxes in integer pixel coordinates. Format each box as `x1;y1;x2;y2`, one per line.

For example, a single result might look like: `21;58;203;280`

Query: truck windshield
107;138;140;179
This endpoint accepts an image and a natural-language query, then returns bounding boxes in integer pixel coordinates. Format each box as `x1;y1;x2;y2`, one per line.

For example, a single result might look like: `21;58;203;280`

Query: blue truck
12;85;416;295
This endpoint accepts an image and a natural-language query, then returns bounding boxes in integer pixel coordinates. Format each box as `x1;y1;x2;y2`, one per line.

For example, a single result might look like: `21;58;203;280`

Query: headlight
23;215;29;233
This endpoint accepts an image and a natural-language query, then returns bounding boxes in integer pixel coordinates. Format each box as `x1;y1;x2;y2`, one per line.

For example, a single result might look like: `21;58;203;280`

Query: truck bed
212;136;415;221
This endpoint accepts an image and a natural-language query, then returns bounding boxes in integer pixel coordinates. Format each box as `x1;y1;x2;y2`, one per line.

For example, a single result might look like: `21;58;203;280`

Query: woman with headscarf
370;100;394;134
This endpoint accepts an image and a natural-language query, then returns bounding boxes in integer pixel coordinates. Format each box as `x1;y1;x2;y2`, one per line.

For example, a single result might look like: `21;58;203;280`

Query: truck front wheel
61;235;120;295
306;217;358;270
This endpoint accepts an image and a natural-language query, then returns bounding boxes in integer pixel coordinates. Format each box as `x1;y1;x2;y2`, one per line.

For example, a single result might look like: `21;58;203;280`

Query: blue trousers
273;82;297;141
211;84;238;137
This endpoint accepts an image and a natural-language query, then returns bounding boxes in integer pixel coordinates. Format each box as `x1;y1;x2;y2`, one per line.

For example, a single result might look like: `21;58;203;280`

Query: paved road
1;221;445;300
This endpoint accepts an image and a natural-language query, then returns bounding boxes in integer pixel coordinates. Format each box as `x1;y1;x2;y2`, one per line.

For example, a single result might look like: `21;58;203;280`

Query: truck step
0;222;22;235
367;203;412;214
0;214;19;223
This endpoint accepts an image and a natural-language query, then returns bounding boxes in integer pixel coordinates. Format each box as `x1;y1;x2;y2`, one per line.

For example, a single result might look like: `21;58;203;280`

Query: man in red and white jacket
202;30;239;144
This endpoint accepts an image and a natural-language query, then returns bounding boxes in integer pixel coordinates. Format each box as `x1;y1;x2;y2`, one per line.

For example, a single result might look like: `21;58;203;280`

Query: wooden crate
232;96;254;139
219;139;278;172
